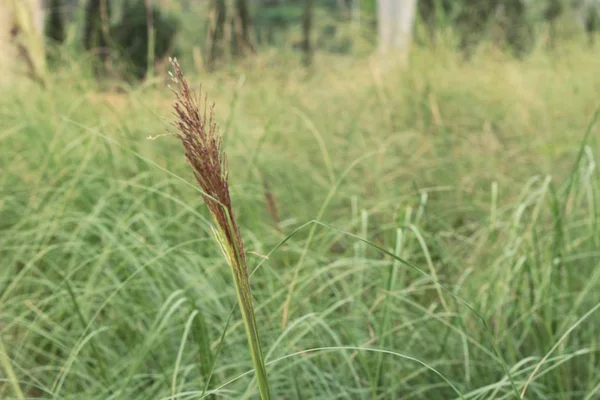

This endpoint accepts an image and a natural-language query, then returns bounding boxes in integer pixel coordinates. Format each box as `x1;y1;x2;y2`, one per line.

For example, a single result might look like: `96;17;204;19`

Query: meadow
1;42;600;399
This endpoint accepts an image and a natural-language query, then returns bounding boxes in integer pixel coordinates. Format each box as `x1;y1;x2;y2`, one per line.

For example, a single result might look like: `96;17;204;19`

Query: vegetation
1;1;599;399
46;0;66;45
83;0;112;73
112;1;178;79
39;1;600;76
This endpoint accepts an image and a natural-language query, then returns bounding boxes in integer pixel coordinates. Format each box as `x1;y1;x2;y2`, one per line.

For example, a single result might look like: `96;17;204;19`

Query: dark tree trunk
585;5;600;45
234;0;254;54
46;0;66;44
302;0;315;66
83;0;111;72
206;0;226;70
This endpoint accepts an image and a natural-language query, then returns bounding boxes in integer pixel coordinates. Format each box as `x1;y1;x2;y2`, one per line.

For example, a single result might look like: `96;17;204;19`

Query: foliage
80;0;178;78
112;0;179;78
83;0;110;53
584;1;600;38
416;0;596;56
83;0;112;75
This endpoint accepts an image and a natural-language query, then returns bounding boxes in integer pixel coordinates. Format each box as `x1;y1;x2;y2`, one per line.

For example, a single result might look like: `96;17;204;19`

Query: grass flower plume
166;58;271;399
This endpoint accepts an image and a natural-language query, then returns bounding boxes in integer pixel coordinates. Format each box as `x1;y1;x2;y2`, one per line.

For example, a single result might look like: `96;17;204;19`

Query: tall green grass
1;43;599;399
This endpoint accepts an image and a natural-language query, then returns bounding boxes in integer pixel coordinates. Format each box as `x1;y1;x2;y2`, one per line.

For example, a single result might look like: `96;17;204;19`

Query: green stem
144;0;156;78
0;335;25;400
213;214;271;399
374;228;402;394
231;270;271;399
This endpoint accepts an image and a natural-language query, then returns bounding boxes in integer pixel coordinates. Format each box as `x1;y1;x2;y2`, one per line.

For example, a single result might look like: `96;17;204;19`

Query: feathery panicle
169;58;247;275
167;58;271;400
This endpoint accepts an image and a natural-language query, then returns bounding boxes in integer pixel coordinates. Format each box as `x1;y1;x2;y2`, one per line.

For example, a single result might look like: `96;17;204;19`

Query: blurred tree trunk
302;0;314;66
46;0;66;44
586;5;600;44
207;0;254;69
0;0;46;83
377;0;416;60
545;0;564;47
84;0;112;73
234;0;253;55
206;0;226;70
143;0;155;78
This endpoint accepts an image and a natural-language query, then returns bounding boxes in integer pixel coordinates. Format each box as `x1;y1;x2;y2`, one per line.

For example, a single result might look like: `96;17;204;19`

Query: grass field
1;43;600;399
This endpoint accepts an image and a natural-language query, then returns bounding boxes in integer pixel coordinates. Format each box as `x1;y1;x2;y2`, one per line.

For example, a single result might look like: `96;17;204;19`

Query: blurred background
2;0;600;82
